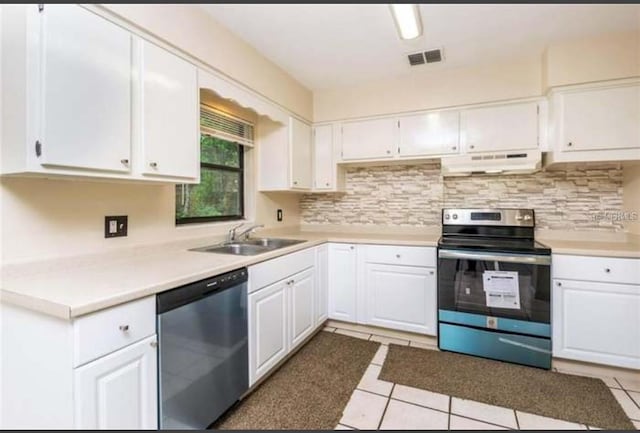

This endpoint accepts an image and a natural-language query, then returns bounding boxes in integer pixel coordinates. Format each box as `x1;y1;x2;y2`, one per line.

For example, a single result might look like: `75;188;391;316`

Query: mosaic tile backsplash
299;162;625;231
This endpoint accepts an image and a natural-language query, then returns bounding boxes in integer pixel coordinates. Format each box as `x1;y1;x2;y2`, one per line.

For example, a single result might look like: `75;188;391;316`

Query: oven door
438;249;551;329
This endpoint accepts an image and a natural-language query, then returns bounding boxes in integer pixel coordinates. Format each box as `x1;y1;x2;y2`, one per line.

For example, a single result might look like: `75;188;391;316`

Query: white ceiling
201;4;640;91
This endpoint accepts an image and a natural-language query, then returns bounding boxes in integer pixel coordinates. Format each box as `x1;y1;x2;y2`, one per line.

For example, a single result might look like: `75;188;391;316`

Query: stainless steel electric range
437;208;552;369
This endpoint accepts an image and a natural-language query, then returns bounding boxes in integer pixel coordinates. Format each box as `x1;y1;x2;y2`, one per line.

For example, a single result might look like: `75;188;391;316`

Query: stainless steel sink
190;238;306;256
242;238;306;249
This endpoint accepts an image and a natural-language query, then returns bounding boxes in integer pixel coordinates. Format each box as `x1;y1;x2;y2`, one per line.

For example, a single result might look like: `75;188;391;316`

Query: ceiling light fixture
389;4;423;40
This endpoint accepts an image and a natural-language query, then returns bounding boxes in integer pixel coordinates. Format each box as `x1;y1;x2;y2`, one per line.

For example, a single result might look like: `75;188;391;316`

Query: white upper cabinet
313;124;334;190
341;118;398;160
290;117;312;189
259;116;313;191
139;40;199;180
460;101;539;153
39;5;132;173
398;111;460;157
1;5;202;183
557;83;640;152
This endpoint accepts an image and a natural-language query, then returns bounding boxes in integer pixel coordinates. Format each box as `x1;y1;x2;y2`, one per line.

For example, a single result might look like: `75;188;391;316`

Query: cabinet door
290;117;312;189
289;268;315;349
461;102;538;153
559;85;640;152
313;124;334;190
365;264;436;335
248;280;288;386
74;335;158;429
341;118;397;160
40;5;132;172
399;111;459;157
328;243;357;322
141;41;198;179
552;279;640;369
315;244;329;325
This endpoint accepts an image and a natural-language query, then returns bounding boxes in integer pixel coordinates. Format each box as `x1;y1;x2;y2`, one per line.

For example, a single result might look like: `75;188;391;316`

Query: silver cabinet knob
325;182;330;186
605;268;611;273
119;325;129;332
429;270;435;275
396;254;401;258
452;146;457;151
150;162;158;168
293;181;298;185
386;150;391;154
469;145;475;149
557;282;562;287
567;142;573;147
350;246;355;250
120;159;129;165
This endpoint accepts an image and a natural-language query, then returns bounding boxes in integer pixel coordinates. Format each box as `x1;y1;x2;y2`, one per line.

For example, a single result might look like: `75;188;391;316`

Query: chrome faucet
227;223;264;242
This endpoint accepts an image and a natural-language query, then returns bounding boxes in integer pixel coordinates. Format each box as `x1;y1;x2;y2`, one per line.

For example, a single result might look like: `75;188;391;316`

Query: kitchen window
176;105;253;224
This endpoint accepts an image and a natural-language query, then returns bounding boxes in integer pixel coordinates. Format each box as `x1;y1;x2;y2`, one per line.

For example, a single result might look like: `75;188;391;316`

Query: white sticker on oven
483;270;521;309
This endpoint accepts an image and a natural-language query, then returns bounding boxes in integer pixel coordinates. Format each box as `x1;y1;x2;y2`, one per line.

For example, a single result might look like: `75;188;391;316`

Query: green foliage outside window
176;135;244;223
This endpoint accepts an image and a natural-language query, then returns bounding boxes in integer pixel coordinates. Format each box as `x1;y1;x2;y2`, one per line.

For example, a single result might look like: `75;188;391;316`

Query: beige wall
623;163;640;236
313;56;542;122
543;31;640;90
101;4;313;120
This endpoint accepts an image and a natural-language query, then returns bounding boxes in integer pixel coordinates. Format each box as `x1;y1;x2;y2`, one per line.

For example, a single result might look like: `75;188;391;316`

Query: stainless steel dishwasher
156;267;248;429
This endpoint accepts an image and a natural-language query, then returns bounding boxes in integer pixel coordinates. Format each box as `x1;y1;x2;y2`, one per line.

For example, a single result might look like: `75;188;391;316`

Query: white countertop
1;227;637;320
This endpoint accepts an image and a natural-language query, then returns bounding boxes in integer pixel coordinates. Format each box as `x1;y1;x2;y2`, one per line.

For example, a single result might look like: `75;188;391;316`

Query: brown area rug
379;344;635;430
213;331;379;430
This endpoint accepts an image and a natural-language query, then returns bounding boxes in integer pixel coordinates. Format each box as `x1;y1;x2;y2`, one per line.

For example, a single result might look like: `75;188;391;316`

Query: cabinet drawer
365;245;436;267
249;247;315;293
73;296;156;367
553;254;640;285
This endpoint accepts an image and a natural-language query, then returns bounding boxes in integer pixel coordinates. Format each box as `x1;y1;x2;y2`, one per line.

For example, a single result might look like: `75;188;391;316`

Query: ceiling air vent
424;48;442;63
407;52;425;66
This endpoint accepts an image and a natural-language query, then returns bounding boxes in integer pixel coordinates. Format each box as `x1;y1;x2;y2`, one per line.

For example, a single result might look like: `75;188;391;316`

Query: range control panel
442;209;535;227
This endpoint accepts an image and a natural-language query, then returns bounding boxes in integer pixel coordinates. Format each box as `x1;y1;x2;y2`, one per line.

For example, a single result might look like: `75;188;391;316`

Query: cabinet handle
469;145;475;149
150;162;158;168
386;150;391;154
429;270;435;275
396;254;401;258
605;268;611;273
119;325;129;332
325;182;330;187
120;159;129;165
567;142;573;147
293;181;298;185
150;341;158;348
452;146;457;151
557;282;562;287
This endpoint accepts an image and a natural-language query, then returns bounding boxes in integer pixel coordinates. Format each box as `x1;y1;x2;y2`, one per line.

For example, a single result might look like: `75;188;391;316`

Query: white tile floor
327;324;640;431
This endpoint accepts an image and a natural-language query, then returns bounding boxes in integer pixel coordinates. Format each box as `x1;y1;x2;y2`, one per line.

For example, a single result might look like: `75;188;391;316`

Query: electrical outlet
105;215;128;238
277;209;283;222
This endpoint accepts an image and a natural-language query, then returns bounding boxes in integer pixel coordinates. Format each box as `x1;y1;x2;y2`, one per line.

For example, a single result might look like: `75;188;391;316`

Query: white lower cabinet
552;254;640;369
365;263;437;335
288;268;315;349
552;278;640;369
328;243;358;322
248;279;289;386
248;246;321;386
315;244;329;325
74;335;158;429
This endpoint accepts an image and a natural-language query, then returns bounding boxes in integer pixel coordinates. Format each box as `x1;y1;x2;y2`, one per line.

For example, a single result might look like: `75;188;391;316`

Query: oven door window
438;254;550;323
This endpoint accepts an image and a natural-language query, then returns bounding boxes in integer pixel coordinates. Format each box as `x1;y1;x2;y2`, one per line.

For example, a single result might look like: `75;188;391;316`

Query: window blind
200;104;255;147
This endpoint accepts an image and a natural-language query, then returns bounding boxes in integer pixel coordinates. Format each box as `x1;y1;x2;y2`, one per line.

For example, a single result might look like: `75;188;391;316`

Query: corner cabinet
546;80;640;165
1;4;200;183
258;116;312;191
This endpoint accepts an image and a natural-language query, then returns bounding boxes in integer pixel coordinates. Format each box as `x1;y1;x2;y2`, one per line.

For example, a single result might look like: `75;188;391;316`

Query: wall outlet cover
105;215;128;238
277;209;283;222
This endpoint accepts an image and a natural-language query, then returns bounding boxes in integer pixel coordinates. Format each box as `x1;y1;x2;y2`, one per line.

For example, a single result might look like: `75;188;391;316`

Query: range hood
441;150;542;176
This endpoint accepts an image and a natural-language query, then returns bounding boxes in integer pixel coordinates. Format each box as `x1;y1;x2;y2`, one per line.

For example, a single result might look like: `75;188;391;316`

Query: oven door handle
438;249;551;265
